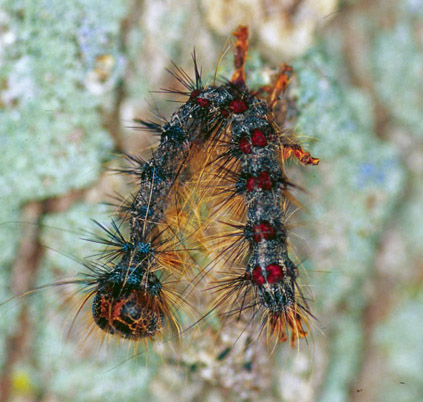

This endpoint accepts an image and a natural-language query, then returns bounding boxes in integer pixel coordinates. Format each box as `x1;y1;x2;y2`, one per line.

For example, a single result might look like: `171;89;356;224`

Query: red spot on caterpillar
246;176;255;191
239;137;252;154
229;99;247;114
252;266;266;285
196;97;210;108
246;172;273;192
251;129;267;147
253;222;276;242
257;171;272;190
266;264;284;284
190;89;201;99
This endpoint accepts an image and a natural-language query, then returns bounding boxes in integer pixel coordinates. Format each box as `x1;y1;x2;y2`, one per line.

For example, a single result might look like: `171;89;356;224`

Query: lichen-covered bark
0;0;421;401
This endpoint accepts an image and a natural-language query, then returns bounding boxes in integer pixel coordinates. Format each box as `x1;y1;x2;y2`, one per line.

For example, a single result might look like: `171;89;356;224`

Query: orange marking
269;64;293;109
287;311;307;347
268;308;308;346
283;144;319;166
230;26;249;87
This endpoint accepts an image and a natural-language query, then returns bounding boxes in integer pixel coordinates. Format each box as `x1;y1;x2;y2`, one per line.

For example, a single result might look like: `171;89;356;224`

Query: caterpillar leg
230;26;249;87
283;144;320;166
268;64;294;109
261;64;320;166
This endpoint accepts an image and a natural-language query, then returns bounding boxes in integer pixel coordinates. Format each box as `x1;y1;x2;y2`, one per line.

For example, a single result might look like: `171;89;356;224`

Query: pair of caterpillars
13;26;319;348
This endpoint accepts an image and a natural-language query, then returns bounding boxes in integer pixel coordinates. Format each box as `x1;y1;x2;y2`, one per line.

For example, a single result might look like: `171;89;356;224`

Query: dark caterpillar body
84;62;229;341
233;91;309;343
196;27;319;346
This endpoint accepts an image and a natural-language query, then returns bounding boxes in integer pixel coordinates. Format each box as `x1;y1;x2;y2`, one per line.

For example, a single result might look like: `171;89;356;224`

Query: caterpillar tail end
269;309;308;348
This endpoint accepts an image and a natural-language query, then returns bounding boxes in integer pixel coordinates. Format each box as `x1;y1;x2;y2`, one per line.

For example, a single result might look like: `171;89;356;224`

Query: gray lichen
1;0;422;401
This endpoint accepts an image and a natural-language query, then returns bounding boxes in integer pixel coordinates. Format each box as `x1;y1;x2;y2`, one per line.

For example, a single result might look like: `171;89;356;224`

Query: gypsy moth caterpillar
185;26;319;346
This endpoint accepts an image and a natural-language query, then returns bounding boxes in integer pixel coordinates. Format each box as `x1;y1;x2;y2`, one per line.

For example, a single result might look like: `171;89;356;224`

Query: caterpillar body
85;63;215;341
190;26;319;346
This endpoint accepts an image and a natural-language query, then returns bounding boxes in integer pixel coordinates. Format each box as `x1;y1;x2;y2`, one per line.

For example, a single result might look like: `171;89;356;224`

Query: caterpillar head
91;265;166;339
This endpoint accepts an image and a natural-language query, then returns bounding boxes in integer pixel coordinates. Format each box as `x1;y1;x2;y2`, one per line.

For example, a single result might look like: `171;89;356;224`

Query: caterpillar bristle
158;55;204;98
82;219;130;262
133;119;165;134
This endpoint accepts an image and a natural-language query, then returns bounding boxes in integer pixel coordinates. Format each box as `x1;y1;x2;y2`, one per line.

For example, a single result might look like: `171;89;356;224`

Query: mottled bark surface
0;0;421;401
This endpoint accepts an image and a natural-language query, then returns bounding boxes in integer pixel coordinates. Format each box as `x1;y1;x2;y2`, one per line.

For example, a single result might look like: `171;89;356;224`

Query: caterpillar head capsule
91;264;165;339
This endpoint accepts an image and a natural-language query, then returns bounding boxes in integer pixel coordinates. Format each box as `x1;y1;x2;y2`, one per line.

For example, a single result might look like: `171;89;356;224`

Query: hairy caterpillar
188;26;319;346
1;57;215;345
